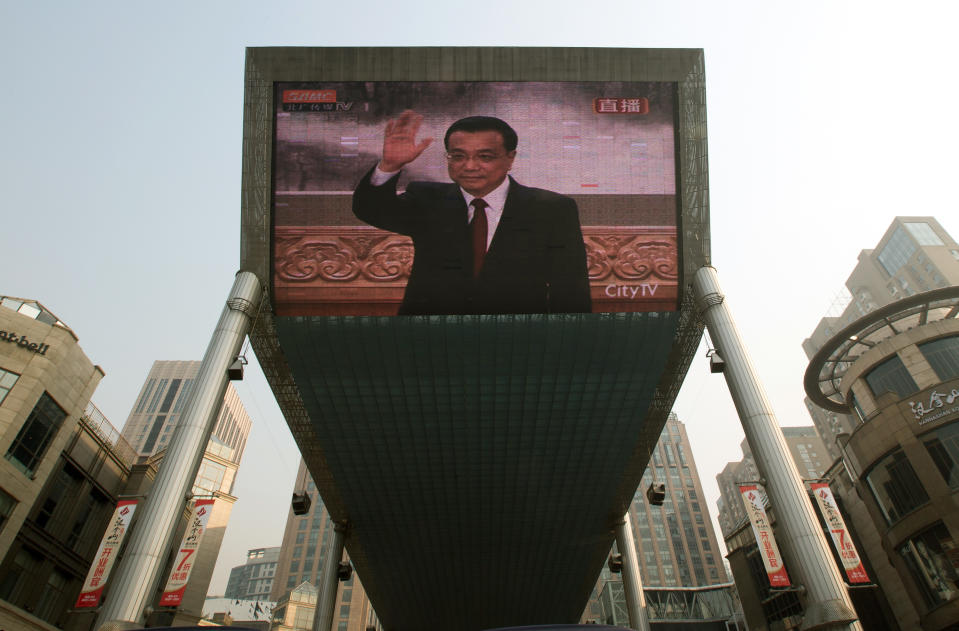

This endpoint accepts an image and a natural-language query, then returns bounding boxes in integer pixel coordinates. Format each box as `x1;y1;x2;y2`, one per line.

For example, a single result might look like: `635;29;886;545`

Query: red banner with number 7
810;483;870;583
159;498;215;606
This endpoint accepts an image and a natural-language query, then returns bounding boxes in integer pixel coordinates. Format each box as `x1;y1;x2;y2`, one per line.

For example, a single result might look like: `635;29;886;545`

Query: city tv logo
282;89;354;112
593;97;649;114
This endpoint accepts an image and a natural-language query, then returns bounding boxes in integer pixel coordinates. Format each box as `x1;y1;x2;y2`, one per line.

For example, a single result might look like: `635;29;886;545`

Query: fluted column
614;515;650;631
693;266;859;631
96;271;263;629
313;521;348;631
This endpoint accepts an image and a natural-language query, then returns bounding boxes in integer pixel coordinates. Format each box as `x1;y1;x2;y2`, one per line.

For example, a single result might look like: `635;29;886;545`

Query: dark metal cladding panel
276;313;679;630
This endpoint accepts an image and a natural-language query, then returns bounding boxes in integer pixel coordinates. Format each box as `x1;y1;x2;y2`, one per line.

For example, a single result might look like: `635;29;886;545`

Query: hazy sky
2;0;958;597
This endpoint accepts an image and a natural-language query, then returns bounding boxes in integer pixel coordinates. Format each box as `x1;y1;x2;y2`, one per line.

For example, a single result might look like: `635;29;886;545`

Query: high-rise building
121;360;250;460
722;217;959;631
631;414;728;587
715;428;829;539
583;414;733;625
802;216;959;460
800;217;959;630
120;360;253;626
270;459;378;631
716;427;872;630
225;547;280;601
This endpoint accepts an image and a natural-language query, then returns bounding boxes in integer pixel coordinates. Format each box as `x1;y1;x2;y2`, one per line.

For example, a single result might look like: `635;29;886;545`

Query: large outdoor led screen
272;81;679;316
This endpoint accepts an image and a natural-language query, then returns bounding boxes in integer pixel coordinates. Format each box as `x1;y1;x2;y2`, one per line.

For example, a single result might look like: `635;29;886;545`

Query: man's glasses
446;152;507;165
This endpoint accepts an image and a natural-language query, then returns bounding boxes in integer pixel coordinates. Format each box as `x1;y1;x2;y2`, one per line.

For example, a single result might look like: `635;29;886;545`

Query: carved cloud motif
275;228;677;285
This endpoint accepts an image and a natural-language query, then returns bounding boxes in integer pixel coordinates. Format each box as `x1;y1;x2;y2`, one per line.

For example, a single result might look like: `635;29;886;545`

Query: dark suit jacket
353;169;592;315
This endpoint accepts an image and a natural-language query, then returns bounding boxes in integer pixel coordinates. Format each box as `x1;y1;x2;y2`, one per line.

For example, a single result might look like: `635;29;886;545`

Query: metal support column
692;266;859;631
96;271;263;629
614;515;650;631
313;521;348;631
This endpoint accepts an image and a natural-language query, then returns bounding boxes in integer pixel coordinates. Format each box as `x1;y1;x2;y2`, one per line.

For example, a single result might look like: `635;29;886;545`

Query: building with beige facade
121;360;251;460
0;296;137;630
226;546;281;601
798;216;959;631
629;414;728;588
271;581;319;631
118;360;253;626
805;285;959;630
0;302;258;629
270;459;378;631
714;427;857;630
583;414;739;627
711;218;959;631
802;216;959;462
715;427;830;539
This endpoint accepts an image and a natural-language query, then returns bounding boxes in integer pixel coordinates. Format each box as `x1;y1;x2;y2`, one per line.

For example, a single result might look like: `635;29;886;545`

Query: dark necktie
470;198;488;278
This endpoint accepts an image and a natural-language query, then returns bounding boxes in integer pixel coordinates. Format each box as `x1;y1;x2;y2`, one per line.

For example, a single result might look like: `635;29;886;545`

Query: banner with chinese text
810;482;870;583
75;499;138;608
159;498;215;607
740;485;790;587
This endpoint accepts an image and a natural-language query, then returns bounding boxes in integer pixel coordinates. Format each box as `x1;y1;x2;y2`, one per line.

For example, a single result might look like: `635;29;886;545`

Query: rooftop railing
81;401;137;467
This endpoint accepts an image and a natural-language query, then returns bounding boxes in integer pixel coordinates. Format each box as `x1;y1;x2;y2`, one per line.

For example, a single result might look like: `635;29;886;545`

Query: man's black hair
444;116;518;152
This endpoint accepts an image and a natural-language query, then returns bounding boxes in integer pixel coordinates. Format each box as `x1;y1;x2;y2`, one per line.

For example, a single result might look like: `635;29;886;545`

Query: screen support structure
95;271;263;629
313;521;348;631
615;516;651;631
692;266;861;631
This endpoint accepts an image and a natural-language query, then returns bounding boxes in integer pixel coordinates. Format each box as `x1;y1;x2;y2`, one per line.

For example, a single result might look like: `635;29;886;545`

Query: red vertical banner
75;499;138;608
810;482;870;584
740;485;791;587
159;498;215;607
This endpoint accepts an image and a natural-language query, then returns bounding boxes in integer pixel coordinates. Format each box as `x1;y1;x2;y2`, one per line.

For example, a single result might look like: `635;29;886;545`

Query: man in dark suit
353;111;591;315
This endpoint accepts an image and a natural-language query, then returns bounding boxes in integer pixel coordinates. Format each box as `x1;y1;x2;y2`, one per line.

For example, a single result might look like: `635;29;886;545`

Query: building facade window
905;222;945;246
865;355;919;401
0;547;42;604
35;465;82;530
0;368;19;405
193;459;227;496
877;226;917;277
146;378;168;414
5;392;67;476
68;487;110;557
865;449;929;524
173;379;193;413
850;392;867;423
923;422;959;489
898;521;959;609
142;415;166;454
294;607;312;629
35;568;69;624
0;487;16;533
134;378;156;413
745;547;802;625
919;336;959;381
664;444;675;466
